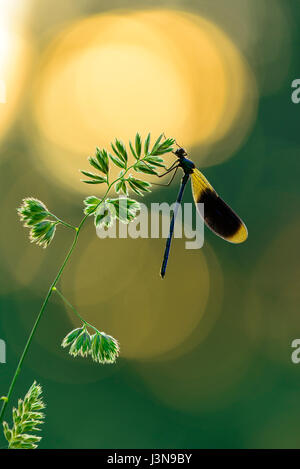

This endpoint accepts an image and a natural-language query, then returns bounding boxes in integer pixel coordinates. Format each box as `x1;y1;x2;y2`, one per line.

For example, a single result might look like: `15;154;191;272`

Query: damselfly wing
190;168;248;244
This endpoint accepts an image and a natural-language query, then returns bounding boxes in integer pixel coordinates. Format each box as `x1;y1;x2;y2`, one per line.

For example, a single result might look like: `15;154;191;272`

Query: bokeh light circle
30;9;257;194
60;214;216;361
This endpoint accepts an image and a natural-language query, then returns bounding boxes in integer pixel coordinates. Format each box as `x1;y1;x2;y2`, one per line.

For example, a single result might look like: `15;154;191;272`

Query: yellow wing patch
191;169;248;244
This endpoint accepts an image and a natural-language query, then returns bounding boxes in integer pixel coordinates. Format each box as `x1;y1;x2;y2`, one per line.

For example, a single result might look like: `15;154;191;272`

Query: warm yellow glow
31;9;257;194
37;42;189;152
0;0;31;143
0;27;12;74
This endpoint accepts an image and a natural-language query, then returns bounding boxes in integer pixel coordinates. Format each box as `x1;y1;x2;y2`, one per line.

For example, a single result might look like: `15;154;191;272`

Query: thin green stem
0;155;150;424
53;288;99;334
0;223;83;423
49;213;76;231
0;212;94;423
53;288;86;325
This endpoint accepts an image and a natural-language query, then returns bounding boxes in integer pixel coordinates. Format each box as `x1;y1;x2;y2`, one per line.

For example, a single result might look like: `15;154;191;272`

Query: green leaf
109;152;126;169
144;155;165;167
94;203;115;228
81;179;105;184
3;422;12;442
127;182;142;196
62;324;119;365
83;196;101;215
151;147;174;156
29;220;56;248
90;331;120;364
115;180;128;195
151;136;175;156
128;176;151;196
115;180;122;194
115;139;128;163
150;133;163;154
135;133;142;158
80;171;107;182
158;137;175;149
69;328;91;358
84;196;101;205
95;147;109;175
111;142;122;160
107;197;140;223
134;161;158;175
129;140;138;160
61;327;84;348
121;181;128;195
3;381;45;449
129;177;151;190
17;198;49;227
144;133;151;155
88;156;103;172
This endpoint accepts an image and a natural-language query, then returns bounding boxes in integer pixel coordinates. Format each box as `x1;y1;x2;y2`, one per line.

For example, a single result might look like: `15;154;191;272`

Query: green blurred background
1;0;300;449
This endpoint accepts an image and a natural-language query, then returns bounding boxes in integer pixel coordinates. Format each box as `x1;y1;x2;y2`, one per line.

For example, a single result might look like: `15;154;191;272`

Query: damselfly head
174;147;187;158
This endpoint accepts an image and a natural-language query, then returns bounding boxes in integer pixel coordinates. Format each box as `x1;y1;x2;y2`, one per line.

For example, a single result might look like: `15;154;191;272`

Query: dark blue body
160;148;195;278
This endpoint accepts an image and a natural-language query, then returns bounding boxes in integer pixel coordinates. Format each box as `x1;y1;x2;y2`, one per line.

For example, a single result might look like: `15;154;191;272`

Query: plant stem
49;213;77;231
0;215;86;423
53;288;100;334
53;288;86;325
0;158;147;424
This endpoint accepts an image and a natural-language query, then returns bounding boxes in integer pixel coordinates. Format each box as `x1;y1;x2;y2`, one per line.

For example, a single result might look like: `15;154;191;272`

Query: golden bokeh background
1;0;299;449
30;9;257;193
0;0;32;144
